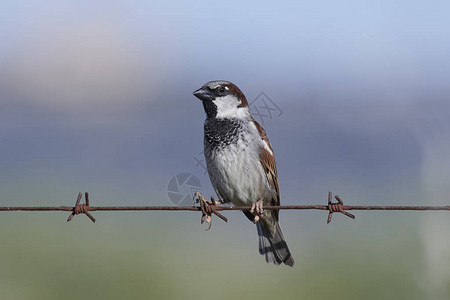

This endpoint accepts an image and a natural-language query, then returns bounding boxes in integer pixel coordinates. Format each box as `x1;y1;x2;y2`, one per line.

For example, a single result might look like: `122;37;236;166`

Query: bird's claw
250;199;264;223
193;192;228;230
193;191;212;229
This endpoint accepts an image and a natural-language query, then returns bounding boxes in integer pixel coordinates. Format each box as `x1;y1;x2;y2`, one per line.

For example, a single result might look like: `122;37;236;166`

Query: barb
1;192;450;227
327;192;355;224
67;192;96;223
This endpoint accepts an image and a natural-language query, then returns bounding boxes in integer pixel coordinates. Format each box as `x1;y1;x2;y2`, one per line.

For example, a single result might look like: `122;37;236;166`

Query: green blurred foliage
0;206;431;300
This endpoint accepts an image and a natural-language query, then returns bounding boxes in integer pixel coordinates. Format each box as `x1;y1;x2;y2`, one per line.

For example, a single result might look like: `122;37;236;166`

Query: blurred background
1;1;450;299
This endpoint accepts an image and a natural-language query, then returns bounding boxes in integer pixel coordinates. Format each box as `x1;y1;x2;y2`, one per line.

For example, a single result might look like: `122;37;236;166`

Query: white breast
204;122;272;206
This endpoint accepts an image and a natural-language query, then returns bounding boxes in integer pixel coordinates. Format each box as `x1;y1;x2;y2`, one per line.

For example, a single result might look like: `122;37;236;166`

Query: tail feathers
256;222;294;267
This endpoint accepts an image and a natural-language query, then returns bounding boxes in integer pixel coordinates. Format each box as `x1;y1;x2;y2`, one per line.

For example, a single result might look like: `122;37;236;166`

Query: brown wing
252;119;280;220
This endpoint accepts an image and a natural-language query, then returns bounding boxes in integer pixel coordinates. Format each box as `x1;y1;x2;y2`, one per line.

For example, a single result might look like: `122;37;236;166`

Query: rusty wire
1;192;450;226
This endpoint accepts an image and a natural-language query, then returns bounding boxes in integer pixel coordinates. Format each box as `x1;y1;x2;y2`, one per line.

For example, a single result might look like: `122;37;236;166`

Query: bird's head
193;80;249;119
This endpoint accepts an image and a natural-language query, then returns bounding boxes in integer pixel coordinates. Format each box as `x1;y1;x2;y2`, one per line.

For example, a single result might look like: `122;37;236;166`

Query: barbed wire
1;192;449;228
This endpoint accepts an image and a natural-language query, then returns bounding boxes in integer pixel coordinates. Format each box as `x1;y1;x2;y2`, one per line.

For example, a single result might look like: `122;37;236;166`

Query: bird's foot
250;199;264;223
193;191;211;226
193;192;227;230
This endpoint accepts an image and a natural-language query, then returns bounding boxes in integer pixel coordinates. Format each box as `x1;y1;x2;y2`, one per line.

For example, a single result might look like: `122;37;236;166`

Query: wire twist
67;192;96;223
327;192;355;224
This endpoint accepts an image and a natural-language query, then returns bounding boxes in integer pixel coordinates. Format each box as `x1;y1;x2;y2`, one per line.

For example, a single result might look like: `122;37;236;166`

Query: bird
193;80;294;266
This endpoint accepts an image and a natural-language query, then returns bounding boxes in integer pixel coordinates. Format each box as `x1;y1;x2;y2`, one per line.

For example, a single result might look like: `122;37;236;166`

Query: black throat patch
202;100;217;119
204;118;242;149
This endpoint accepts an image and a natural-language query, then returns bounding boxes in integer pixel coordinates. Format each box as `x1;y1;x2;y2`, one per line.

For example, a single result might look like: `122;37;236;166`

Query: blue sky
1;0;449;207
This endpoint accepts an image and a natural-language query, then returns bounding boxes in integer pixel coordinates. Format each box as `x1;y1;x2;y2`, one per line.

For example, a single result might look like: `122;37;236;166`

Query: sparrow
193;80;294;266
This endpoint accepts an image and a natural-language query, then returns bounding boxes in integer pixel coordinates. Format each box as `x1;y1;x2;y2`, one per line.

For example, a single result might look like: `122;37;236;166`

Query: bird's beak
193;87;213;101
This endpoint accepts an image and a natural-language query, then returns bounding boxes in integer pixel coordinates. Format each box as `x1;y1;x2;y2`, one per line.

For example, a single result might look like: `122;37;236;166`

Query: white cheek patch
213;96;235;116
213;95;249;119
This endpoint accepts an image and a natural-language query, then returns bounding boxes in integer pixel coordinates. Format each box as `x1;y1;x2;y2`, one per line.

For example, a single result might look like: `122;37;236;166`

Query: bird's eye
219;87;225;93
